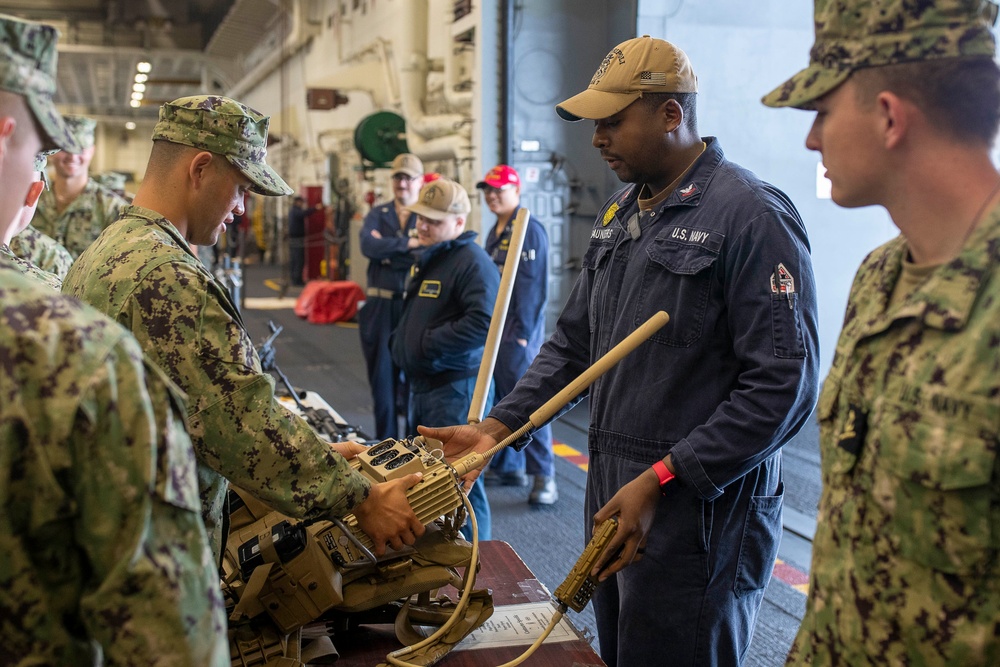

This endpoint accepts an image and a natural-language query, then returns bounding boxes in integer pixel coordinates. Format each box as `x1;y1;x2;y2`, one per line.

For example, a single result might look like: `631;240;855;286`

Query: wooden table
328;540;606;666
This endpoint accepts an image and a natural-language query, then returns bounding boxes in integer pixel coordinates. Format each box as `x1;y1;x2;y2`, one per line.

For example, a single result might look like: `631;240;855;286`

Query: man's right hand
352;473;425;556
418;418;510;489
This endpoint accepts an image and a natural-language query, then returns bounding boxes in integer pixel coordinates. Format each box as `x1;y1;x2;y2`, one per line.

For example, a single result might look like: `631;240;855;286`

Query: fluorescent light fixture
136;61;152;73
133;83;146;92
134;73;148;83
130;99;141;108
520;140;541;152
125;121;136;130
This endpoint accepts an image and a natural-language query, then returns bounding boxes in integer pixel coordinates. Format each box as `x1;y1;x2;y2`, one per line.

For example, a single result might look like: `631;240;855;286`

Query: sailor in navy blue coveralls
358;155;423;439
495;135;819;665
423;37;820;667
479;173;555;503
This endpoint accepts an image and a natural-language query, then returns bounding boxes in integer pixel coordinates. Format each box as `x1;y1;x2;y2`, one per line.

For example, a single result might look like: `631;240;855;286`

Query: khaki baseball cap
63;115;96;151
0;14;82;153
391;152;423;178
556;35;698;122
151;95;292;196
763;0;999;109
409;178;471;221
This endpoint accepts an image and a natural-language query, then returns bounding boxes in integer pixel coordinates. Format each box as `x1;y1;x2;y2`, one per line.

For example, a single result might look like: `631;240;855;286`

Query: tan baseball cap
556;35;698;122
391;152;423;178
409;178;471;221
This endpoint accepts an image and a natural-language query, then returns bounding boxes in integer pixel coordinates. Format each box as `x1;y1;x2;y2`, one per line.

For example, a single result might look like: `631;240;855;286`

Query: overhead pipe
226;0;319;101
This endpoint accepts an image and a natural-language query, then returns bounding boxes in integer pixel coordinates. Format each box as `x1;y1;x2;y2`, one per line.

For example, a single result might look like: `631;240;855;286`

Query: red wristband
652;460;675;488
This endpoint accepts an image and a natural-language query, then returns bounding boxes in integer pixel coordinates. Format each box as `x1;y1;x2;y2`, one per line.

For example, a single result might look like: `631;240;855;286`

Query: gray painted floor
238;261;819;666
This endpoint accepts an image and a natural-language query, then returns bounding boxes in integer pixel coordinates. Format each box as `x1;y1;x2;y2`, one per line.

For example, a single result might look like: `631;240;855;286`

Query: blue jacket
390;231;499;388
490;138;820;500
359;202;418;294
484;206;548;346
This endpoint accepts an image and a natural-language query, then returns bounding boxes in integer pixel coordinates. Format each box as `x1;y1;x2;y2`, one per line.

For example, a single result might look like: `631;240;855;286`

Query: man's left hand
590;467;661;580
330;441;367;459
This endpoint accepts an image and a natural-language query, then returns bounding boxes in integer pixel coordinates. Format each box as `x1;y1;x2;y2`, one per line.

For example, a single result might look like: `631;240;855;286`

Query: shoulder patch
770;263;796;296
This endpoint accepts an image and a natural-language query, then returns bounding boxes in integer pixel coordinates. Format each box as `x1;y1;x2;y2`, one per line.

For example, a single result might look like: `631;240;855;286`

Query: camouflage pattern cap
0;14;82;153
151;95;292;196
409;178;471;220
763;0;1000;109
63;115;96;151
94;170;127;192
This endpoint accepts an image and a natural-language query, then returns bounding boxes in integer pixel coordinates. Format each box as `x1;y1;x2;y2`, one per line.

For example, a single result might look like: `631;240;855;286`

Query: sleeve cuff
670;439;723;501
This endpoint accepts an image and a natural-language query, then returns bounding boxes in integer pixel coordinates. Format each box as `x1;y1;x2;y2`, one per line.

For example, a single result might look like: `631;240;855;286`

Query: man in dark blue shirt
358;153;424;439
391;178;499;541
287;195;321;286
478;164;556;505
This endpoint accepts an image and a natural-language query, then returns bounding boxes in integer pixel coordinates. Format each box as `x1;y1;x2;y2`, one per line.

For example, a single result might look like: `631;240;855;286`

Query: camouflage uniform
763;1;1000;664
0;257;228;665
63;97;368;560
9;224;73;280
33;178;127;259
0;242;61;290
788;202;1000;666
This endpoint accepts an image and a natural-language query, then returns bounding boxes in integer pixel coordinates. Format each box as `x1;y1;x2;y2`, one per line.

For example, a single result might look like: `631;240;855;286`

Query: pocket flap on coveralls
645;239;718;275
582;243;611;270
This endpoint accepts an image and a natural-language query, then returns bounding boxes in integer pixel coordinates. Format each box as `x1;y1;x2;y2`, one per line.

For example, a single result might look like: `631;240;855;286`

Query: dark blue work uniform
358;202;418;439
489;138;820;666
482;207;554;479
390;230;499;541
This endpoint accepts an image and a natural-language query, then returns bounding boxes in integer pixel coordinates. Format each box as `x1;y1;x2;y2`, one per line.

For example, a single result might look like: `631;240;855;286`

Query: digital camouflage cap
94;170;126;192
0;14;82;153
151;95;292;196
763;0;999;109
63;114;96;151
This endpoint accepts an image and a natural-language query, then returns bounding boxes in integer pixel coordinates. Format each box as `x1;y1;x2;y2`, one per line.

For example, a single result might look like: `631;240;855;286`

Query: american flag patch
640;71;667;86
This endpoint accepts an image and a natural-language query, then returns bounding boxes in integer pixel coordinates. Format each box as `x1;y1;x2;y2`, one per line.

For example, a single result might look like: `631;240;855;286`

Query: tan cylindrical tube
467;207;530;424
452;310;670;476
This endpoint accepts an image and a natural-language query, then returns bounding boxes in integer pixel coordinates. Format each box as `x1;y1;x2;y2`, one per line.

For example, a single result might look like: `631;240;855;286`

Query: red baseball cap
476;164;520;189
